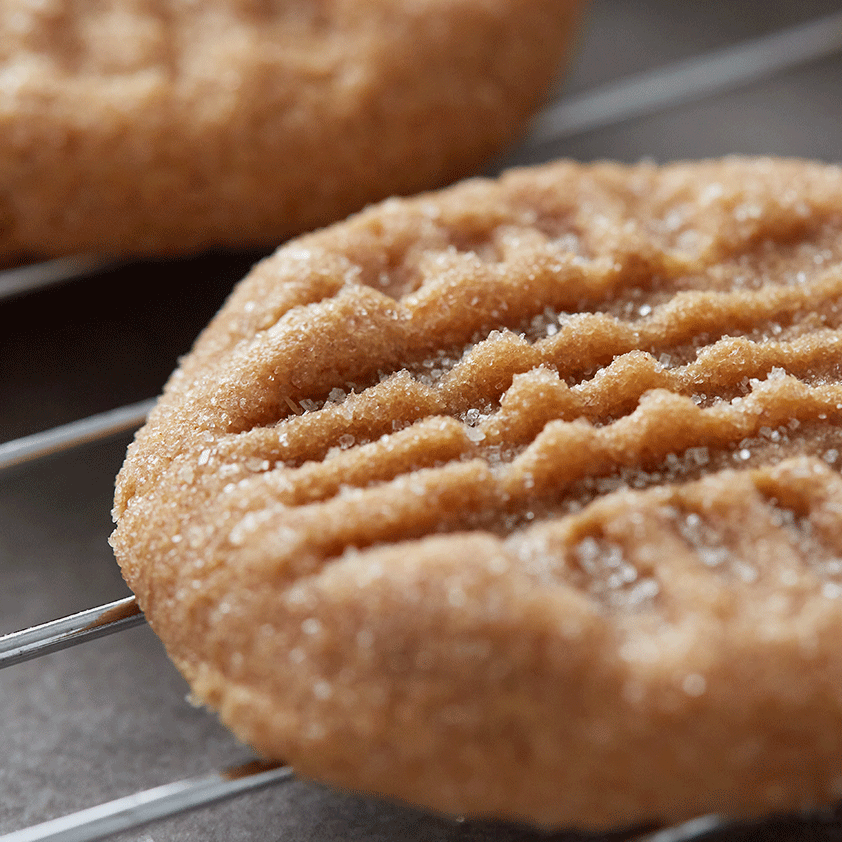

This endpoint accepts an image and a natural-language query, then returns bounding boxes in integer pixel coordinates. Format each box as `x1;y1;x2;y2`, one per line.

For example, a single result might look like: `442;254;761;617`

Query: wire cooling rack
4;2;842;840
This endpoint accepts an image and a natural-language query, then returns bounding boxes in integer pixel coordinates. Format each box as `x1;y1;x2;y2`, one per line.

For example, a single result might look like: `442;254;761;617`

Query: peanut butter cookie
112;157;842;830
0;0;582;259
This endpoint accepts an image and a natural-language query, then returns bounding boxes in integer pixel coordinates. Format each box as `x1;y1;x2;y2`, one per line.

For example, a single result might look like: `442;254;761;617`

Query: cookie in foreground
0;0;582;260
111;157;842;830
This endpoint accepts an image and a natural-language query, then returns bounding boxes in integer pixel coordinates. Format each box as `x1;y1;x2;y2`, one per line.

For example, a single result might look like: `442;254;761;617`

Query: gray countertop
3;2;842;839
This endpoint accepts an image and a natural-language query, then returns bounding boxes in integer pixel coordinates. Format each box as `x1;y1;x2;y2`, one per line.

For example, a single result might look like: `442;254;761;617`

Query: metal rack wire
3;7;842;841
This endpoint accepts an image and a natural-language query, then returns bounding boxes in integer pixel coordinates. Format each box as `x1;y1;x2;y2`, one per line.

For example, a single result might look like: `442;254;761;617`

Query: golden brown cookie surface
0;0;582;259
112;157;842;830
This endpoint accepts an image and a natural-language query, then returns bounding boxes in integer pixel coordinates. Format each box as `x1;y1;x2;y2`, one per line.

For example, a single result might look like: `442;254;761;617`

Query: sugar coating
0;0;582;259
112;158;842;830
